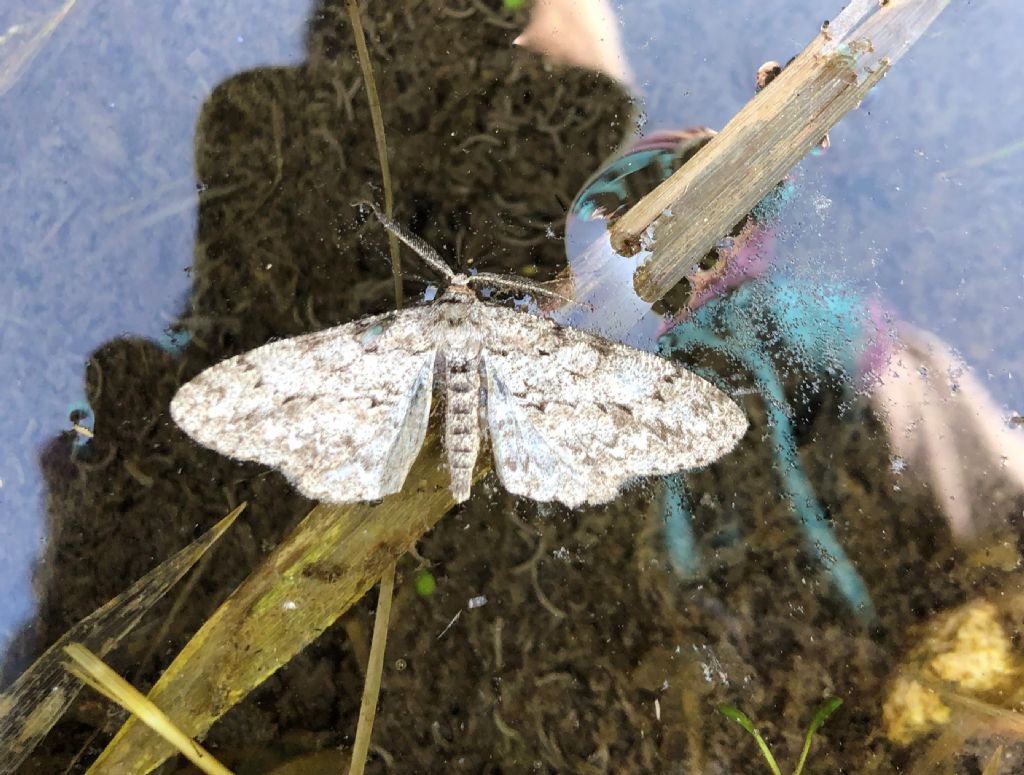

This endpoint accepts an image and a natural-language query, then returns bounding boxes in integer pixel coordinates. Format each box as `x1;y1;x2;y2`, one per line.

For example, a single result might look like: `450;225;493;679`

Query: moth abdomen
443;354;483;503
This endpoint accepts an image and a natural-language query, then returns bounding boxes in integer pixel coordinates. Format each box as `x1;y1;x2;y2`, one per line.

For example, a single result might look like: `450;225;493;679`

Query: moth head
443;277;477;300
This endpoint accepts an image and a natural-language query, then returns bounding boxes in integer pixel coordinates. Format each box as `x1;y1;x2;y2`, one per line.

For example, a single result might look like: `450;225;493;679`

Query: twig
609;0;950;302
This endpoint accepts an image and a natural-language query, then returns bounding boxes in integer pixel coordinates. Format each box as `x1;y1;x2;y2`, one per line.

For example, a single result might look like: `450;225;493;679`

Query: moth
170;208;747;508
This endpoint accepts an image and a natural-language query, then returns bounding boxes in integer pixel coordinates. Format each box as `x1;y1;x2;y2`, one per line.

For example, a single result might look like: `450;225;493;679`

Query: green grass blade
716;704;782;775
793;697;843;775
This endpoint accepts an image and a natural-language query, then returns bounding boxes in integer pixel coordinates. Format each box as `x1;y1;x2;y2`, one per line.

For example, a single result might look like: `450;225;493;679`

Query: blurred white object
514;0;634;88
872;324;1024;541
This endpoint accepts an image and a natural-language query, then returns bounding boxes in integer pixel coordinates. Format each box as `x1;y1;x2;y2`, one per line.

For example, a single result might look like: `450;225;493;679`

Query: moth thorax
440;282;476;306
443;353;482;503
438;300;481;352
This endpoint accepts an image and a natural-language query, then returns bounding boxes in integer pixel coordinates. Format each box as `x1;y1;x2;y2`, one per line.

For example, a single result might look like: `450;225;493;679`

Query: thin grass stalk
345;0;403;308
63;645;232;775
347;564;396;775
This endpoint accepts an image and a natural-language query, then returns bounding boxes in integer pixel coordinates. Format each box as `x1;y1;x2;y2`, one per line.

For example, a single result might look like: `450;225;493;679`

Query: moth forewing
169;310;439;502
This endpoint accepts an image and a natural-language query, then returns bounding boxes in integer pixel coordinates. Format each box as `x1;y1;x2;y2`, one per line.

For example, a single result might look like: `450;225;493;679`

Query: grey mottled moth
171;208;747;507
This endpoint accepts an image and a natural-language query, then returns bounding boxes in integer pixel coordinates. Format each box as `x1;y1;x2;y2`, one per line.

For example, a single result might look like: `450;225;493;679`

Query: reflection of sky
1;0;1021;667
0;0;308;660
618;0;1024;412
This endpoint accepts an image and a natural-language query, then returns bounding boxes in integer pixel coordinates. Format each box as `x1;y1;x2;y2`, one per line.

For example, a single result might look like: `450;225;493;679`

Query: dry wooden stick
609;0;950;302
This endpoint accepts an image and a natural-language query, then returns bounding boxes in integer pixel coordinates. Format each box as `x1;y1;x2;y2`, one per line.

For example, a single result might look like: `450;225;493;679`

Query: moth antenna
467;272;590;310
401;270;437;288
358;202;456;283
